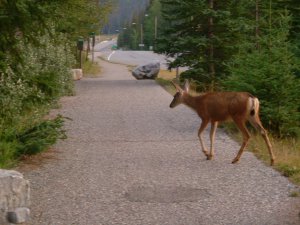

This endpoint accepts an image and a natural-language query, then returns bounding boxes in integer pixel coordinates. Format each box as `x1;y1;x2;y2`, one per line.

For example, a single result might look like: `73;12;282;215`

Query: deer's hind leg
249;116;275;166
232;119;250;164
198;120;210;158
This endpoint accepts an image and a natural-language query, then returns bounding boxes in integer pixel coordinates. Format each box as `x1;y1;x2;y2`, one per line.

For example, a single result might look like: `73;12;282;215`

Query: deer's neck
183;94;200;111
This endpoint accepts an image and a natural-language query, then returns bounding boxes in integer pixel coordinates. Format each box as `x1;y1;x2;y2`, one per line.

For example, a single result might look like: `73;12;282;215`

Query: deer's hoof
206;155;213;160
203;151;209;157
270;159;275;166
232;158;239;164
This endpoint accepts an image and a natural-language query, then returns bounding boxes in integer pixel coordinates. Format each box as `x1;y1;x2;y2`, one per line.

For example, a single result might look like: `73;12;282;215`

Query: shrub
223;15;300;138
223;48;300;138
0;27;75;168
16;115;67;156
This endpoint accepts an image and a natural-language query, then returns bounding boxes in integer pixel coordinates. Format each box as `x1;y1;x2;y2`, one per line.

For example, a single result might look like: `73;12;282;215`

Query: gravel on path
19;59;300;225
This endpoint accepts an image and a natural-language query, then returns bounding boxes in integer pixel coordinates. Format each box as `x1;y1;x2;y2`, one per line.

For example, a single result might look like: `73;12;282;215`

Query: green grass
0;114;67;168
82;59;101;77
156;78;176;94
289;191;300;197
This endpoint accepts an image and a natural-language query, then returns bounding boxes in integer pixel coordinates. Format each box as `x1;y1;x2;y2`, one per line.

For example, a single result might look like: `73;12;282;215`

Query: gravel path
19;59;300;225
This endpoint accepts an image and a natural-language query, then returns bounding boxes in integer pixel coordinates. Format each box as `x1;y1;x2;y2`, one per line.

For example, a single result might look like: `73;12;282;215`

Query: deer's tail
249;97;260;117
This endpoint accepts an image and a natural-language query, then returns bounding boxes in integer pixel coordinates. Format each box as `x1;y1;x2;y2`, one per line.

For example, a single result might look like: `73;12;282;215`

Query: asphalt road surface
19;57;300;224
94;39;170;69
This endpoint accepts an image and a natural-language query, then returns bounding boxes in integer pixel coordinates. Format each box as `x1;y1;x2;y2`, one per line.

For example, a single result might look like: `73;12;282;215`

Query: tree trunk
208;0;215;89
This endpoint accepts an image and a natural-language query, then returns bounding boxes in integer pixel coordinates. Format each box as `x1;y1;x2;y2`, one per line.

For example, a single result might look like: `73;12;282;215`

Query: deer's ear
183;79;190;92
171;81;183;92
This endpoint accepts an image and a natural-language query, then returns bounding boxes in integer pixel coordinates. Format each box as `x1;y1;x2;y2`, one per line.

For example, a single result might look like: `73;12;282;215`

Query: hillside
102;0;150;34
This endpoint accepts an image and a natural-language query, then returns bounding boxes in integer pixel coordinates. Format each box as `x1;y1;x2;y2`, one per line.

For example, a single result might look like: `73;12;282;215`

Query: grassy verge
158;69;180;80
224;124;300;185
82;59;101;77
250;135;300;183
156;75;300;187
156;69;180;93
0;106;67;168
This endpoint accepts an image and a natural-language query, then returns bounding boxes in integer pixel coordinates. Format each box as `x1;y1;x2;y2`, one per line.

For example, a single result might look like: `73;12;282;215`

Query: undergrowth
0;115;67;168
0;27;74;168
82;59;101;77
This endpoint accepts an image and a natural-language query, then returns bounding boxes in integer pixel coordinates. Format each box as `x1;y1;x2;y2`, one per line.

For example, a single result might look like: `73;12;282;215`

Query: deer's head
169;80;190;108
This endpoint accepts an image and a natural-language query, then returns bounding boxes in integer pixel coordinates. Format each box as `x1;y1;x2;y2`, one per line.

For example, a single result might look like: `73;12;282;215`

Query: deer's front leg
198;120;209;158
208;121;218;160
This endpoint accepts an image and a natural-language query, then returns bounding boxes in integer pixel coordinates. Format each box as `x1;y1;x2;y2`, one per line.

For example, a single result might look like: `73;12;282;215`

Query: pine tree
156;0;251;90
143;0;162;50
223;0;300;137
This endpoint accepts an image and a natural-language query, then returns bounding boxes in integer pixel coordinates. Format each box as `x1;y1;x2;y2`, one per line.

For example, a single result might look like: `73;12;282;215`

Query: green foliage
0;115;66;168
223;49;300;137
223;3;300;138
0;139;19;168
16;115;66;156
0;29;75;129
143;0;162;50
0;0;45;55
151;0;300;138
42;0;113;40
0;29;75;167
155;0;253;88
278;164;300;177
0;0;112;167
117;1;157;50
118;25;139;50
21;30;75;101
82;59;101;77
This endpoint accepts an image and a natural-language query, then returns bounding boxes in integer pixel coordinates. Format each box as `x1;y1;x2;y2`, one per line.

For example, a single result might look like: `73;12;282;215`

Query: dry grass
249;135;300;184
157;69;178;80
156;69;182;94
82;60;101;77
17;148;61;172
220;122;300;186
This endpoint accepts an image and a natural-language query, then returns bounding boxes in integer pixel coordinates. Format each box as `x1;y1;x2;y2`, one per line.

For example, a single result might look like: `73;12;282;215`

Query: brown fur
170;81;275;165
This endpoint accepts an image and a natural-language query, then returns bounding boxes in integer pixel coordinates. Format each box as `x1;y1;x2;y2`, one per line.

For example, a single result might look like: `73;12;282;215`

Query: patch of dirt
17;148;61;172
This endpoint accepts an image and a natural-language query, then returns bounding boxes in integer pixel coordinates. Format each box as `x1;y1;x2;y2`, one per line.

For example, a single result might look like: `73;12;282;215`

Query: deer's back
195;92;254;122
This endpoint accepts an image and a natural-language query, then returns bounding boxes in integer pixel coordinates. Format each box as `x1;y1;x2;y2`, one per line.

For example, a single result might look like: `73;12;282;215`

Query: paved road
19;59;300;225
94;39;171;69
94;39;117;52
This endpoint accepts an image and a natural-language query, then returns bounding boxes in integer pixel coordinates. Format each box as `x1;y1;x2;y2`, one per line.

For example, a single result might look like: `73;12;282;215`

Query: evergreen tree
156;0;251;90
143;0;162;50
223;1;300;137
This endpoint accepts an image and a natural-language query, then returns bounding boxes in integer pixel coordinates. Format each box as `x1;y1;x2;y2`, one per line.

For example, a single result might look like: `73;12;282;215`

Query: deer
170;80;275;166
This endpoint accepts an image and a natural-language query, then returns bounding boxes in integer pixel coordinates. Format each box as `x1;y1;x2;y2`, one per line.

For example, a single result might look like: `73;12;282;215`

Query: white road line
107;51;115;61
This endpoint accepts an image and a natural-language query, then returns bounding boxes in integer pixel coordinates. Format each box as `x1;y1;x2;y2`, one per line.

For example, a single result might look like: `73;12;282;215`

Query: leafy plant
16;115;67;156
0;115;67;168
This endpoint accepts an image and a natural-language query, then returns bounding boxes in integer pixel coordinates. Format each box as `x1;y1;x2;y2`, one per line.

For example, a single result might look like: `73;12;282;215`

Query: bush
223;15;300;138
16;115;67;156
0;28;75;126
0;27;75;168
0;115;66;168
223;48;300;138
19;30;75;104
